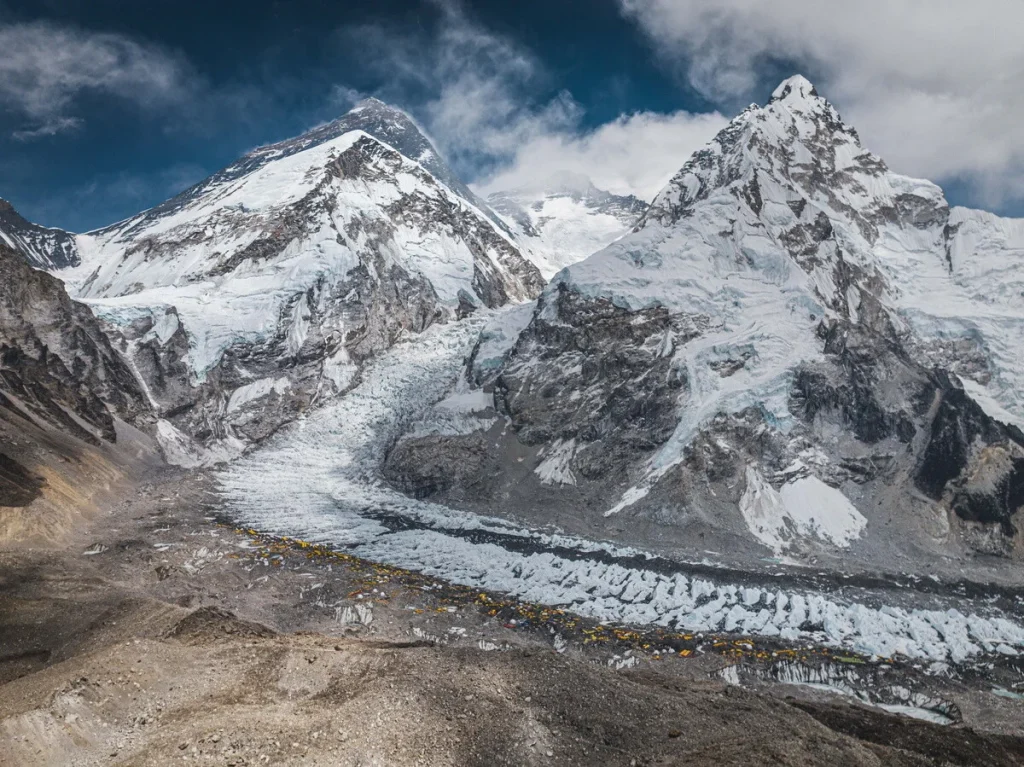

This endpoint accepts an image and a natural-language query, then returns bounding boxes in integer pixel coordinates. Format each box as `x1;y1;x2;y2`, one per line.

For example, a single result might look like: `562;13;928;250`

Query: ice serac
0;198;79;269
384;75;1024;568
63;99;544;465
487;171;648;278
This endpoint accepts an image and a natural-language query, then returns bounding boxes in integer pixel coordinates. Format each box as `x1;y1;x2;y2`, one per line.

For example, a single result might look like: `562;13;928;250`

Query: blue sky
2;0;1022;231
0;0;711;231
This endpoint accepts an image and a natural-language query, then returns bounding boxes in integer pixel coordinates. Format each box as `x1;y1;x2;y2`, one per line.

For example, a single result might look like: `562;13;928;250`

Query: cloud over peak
618;0;1024;208
343;0;726;202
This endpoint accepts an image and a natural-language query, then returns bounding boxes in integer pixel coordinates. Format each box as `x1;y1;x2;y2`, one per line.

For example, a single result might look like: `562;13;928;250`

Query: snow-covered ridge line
0;198;80;270
70;126;539;352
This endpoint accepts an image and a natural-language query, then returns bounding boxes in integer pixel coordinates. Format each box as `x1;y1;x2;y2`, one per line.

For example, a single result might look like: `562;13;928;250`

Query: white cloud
12;116;84;142
478;109;728;201
0;21;194;139
618;0;1024;209
343;0;725;200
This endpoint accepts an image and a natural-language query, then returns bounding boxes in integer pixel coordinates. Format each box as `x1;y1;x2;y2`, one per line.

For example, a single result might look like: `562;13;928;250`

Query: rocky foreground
2;464;1024;767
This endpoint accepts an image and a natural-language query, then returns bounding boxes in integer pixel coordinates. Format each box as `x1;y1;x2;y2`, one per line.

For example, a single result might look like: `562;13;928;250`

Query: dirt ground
3;466;1024;766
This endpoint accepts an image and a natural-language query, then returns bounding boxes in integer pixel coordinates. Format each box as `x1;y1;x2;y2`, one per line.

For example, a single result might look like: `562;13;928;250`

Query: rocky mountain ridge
0;241;146;446
92;98;510;243
13;100;545;465
384;76;1024;568
0;198;79;270
0;239;153;529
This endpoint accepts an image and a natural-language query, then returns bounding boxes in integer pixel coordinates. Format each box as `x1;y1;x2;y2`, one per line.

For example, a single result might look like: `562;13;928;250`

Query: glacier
217;310;1024;665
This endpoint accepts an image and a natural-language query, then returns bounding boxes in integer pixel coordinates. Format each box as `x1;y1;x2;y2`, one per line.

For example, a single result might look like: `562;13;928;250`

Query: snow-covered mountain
57;98;544;464
384;76;1024;571
0;199;79;270
486;171;648;277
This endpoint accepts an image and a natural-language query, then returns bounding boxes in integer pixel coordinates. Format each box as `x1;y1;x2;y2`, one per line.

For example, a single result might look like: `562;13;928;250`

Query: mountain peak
345;96;418;127
113;90;513;238
349;96;401;114
352;95;387;108
640;76;931;237
769;74;820;104
328;98;434;161
542;170;596;194
0;197;79;269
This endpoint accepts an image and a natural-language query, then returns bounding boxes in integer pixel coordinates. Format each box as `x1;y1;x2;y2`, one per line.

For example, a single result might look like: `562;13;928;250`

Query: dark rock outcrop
914;372;1024;543
495;285;691;467
0;242;147;444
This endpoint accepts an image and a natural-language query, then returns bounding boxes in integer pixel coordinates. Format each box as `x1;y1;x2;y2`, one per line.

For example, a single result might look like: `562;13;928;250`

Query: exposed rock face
495;286;687;455
0;241;151;516
0;199;78;269
60;101;543;464
0;242;146;445
487;171;648;278
913;372;1024;553
384;76;1024;565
